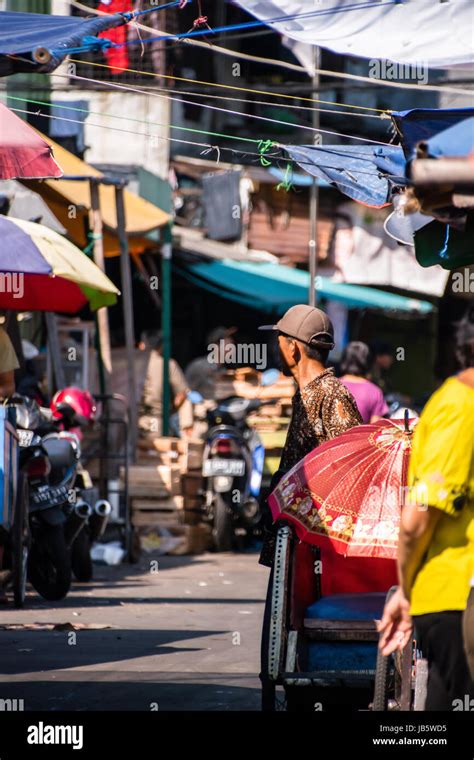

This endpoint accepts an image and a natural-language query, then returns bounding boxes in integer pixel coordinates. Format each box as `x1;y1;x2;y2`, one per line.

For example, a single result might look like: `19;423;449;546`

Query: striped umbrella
0;216;119;312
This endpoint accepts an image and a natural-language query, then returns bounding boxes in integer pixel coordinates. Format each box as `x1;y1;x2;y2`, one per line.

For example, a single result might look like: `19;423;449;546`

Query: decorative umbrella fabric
0;216;119;312
268;417;417;560
0;103;62;180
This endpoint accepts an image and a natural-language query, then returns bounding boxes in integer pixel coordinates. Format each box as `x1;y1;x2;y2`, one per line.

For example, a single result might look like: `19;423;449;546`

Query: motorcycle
202;396;266;551
13;397;79;601
49;388;111;583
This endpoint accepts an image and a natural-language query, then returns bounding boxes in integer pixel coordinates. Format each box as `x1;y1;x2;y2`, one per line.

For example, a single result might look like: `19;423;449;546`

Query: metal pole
115;185;138;461
308;46;320;307
161;225;172;437
89;178;112;392
44;312;66;390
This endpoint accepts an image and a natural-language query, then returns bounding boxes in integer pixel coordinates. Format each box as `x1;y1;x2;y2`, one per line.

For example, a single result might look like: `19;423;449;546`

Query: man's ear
291;340;301;361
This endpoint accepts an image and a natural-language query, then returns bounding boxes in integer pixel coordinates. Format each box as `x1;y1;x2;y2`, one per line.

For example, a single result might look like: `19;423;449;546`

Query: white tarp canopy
236;0;474;69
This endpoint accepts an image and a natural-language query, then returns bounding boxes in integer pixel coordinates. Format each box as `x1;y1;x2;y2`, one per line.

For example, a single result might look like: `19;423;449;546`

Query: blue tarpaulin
391;108;474;161
0;10;127;76
424;117;474;159
176;259;434;316
282;144;406;207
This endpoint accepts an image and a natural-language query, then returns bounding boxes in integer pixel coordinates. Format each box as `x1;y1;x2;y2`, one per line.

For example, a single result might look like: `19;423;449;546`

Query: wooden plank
303;618;378;642
131;511;183;528
121;464;181;495
131;496;183;511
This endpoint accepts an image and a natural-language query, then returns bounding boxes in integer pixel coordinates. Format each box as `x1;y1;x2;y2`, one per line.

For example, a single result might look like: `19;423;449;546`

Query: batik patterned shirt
280;368;362;472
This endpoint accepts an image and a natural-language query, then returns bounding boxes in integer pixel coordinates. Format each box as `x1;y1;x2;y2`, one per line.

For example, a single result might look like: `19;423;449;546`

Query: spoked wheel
12;473;30;609
373;586;406;711
260;524;292;711
373;647;391;711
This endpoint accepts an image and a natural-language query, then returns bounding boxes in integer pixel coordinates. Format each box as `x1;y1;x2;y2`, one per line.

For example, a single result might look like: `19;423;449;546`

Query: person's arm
0;370;15;399
0;328;19;400
378;504;442;656
398;502;442;599
379;395;471;654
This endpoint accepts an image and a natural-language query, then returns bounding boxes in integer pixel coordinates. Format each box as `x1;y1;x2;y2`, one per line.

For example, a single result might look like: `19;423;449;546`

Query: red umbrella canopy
0;103;62;180
269;417;418;560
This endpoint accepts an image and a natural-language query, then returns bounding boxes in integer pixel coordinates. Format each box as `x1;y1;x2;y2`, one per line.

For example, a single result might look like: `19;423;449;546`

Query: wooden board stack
122;436;208;553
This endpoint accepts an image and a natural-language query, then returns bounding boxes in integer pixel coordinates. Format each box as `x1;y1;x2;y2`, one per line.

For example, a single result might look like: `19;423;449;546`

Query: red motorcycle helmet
51;387;97;428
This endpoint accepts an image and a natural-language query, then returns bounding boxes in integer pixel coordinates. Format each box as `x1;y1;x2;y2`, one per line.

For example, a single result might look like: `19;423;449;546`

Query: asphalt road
0;549;269;711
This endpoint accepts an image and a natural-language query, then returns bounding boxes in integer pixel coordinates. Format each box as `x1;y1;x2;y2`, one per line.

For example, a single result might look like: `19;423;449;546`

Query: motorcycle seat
42;437;77;469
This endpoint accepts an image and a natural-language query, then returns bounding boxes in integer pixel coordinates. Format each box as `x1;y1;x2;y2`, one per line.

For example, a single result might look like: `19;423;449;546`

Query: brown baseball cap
259;304;335;350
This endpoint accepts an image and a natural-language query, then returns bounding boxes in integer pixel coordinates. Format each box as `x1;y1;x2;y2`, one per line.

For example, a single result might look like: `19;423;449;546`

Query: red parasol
268;417;417;560
0;103;62;180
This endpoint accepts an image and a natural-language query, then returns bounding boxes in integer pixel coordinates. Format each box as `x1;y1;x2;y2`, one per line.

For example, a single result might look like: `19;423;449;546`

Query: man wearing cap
259;305;362;565
261;305;361;472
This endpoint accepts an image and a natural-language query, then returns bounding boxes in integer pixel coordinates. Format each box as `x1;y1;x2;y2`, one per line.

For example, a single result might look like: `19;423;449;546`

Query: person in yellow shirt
378;308;474;710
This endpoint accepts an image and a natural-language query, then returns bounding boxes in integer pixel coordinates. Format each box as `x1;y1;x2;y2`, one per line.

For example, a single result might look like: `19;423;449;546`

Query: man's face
278;334;296;377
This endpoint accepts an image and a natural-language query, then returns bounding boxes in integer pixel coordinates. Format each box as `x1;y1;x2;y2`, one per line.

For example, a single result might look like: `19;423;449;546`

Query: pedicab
0;405;30;608
260;416;427;711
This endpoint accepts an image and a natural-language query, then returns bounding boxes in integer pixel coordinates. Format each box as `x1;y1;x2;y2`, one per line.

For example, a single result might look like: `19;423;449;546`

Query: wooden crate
121;464;181;499
167;524;212;555
131;495;183;528
182;495;205;526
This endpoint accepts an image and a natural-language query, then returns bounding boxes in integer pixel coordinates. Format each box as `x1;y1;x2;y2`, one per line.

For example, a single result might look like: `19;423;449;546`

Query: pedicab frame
260;520;428;711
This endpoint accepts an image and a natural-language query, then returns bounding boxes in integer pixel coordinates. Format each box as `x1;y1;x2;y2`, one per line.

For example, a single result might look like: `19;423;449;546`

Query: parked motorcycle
13;397;78;601
50;388;111;583
202;397;266;551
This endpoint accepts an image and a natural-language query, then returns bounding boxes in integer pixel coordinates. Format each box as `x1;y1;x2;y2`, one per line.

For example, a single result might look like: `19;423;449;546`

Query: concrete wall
50;0;170;178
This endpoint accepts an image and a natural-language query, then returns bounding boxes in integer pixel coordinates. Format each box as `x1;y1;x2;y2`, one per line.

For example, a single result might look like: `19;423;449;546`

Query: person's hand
376;587;413;656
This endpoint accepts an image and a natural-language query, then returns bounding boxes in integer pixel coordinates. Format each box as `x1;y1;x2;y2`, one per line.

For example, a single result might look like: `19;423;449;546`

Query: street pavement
0;549;269;711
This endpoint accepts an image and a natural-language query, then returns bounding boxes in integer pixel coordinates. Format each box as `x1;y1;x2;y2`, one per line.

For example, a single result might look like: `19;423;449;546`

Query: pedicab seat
305;592;386;621
302;593;386;674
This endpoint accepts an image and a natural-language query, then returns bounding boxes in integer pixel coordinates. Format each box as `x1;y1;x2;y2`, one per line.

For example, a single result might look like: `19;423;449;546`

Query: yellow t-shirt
407;376;474;616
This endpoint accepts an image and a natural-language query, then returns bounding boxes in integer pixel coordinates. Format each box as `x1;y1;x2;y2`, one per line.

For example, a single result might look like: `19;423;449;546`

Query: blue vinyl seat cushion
305;592;387;622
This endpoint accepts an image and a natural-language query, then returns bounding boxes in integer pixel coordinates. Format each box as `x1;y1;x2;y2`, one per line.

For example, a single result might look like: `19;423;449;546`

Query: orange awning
28;135;170;257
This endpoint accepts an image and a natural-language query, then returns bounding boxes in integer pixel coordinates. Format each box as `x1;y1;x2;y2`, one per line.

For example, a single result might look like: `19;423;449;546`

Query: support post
89;178;112;392
161;226;172;437
115;184;138;461
308;46;320;307
45;312;66;390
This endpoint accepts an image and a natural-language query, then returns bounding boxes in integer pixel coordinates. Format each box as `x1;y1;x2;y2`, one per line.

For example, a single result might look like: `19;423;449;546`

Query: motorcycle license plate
31;484;70;508
203;459;245;477
17;429;34;447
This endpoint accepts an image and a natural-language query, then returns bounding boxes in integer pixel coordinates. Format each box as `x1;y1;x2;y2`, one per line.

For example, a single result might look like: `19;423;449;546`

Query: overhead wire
9;80;393;148
69;59;387;114
3;102;399;180
47;70;393;145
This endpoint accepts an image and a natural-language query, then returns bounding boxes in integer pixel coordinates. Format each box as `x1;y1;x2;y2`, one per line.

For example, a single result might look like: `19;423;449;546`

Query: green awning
176;259;434;316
